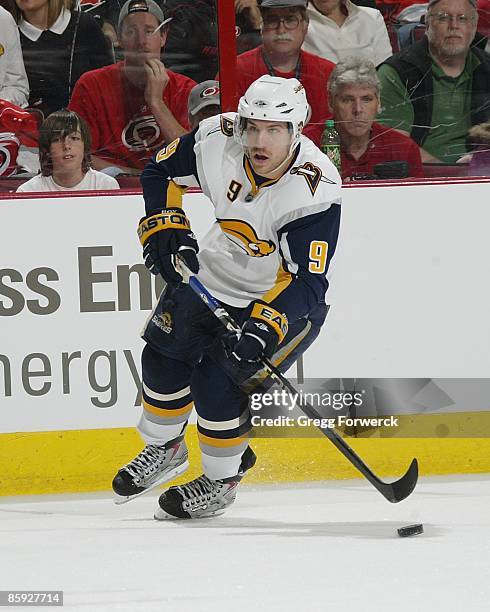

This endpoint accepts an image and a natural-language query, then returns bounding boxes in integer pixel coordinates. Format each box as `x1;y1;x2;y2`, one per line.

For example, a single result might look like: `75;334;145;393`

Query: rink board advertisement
1;183;490;435
1;183;490;494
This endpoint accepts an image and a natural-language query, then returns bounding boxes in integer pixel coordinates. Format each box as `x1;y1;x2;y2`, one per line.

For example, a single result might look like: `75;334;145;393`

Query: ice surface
1;475;489;611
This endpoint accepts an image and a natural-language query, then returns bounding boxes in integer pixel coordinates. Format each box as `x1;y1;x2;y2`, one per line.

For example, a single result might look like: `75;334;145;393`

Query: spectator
377;0;490;163
308;57;423;179
187;80;221;129
163;0;262;83
302;0;392;65
234;0;335;135
17;109;119;191
69;0;196;175
0;5;29;107
332;59;424;179
14;0;113;120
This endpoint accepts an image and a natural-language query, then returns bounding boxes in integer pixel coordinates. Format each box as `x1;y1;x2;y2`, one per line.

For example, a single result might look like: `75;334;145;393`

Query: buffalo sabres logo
290;162;322;195
152;311;173;334
122;114;163;152
217;219;276;257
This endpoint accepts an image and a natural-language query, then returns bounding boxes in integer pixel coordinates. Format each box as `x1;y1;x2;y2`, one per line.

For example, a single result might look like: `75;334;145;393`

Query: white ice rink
1;475;489;612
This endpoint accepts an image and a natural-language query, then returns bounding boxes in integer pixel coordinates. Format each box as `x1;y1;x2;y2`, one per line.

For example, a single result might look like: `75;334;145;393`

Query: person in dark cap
233;0;336;137
187;80;221;129
68;0;196;175
377;0;490;163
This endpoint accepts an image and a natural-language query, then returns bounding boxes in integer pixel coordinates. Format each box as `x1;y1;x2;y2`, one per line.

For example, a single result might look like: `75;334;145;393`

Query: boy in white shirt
17;109;120;192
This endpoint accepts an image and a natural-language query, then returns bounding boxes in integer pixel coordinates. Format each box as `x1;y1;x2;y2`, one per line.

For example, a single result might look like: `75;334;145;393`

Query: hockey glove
138;209;199;284
224;302;288;365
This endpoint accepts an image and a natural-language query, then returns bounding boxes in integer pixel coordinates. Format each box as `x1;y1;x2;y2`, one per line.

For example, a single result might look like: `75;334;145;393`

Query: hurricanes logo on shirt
217;219;276;257
122;115;163;152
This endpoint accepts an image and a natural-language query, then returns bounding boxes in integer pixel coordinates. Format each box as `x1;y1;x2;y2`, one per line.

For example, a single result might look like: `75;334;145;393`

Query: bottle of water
320;119;341;174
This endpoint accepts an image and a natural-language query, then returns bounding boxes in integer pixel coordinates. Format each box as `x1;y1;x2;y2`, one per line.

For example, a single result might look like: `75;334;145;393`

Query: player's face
331;85;379;139
119;13;167;65
244;119;293;177
49;130;85;176
426;0;477;57
261;8;308;56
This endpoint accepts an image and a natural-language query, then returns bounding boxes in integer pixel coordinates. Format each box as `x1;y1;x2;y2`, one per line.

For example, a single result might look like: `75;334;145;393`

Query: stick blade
380;458;419;503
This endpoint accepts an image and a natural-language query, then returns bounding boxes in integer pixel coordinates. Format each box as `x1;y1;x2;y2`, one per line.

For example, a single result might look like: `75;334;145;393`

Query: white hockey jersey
142;113;342;323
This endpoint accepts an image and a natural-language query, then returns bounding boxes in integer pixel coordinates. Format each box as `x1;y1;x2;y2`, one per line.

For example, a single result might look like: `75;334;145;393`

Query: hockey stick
175;259;418;503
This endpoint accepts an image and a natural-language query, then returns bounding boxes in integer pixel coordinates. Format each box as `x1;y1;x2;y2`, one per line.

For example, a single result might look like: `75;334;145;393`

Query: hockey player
112;75;342;519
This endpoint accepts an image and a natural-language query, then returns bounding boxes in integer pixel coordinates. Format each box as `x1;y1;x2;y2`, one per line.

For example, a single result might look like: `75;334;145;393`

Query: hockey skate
154;446;256;519
112;435;189;504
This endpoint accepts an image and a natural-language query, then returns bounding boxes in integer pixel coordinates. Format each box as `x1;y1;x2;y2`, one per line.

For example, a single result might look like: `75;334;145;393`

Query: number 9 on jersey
308;240;328;274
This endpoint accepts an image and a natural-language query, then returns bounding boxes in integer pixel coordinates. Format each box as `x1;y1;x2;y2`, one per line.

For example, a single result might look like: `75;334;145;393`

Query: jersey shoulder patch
290;162;328;196
220;115;235;137
196;112;237;141
272;143;342;228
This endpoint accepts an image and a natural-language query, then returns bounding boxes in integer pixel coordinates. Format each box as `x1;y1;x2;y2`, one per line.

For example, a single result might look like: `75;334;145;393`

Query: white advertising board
1;181;489;433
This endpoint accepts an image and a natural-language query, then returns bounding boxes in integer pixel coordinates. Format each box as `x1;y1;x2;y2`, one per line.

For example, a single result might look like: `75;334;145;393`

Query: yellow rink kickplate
1;412;490;496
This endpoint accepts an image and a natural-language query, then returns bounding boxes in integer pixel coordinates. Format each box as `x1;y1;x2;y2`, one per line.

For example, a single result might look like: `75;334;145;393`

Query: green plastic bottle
320;119;341;173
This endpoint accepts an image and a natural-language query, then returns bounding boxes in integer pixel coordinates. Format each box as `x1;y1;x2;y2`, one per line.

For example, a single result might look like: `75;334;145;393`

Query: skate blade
153;507;227;521
113;460;190;505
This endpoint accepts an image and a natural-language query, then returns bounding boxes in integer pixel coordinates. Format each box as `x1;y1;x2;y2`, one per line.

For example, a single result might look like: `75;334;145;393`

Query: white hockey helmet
234;75;310;155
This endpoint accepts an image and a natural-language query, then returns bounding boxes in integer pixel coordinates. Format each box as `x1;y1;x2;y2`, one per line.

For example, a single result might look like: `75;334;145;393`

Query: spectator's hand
144;59;170;108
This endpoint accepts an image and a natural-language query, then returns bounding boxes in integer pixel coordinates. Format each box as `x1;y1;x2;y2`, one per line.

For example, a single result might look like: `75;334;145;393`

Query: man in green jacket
377;0;490;163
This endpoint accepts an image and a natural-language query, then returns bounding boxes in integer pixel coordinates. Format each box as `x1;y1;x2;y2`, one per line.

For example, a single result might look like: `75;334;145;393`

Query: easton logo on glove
138;210;191;245
138;209;199;285
223;302;289;365
250;302;288;343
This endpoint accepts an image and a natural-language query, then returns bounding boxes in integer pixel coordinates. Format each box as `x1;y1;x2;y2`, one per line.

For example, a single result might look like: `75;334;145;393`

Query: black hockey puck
397;524;424;537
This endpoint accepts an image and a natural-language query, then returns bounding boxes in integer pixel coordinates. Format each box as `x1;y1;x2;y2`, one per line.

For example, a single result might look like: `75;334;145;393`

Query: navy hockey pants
137;283;326;480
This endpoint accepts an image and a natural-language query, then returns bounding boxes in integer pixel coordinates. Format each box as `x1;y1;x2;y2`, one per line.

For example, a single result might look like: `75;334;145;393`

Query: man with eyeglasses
234;0;336;134
377;0;490;164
